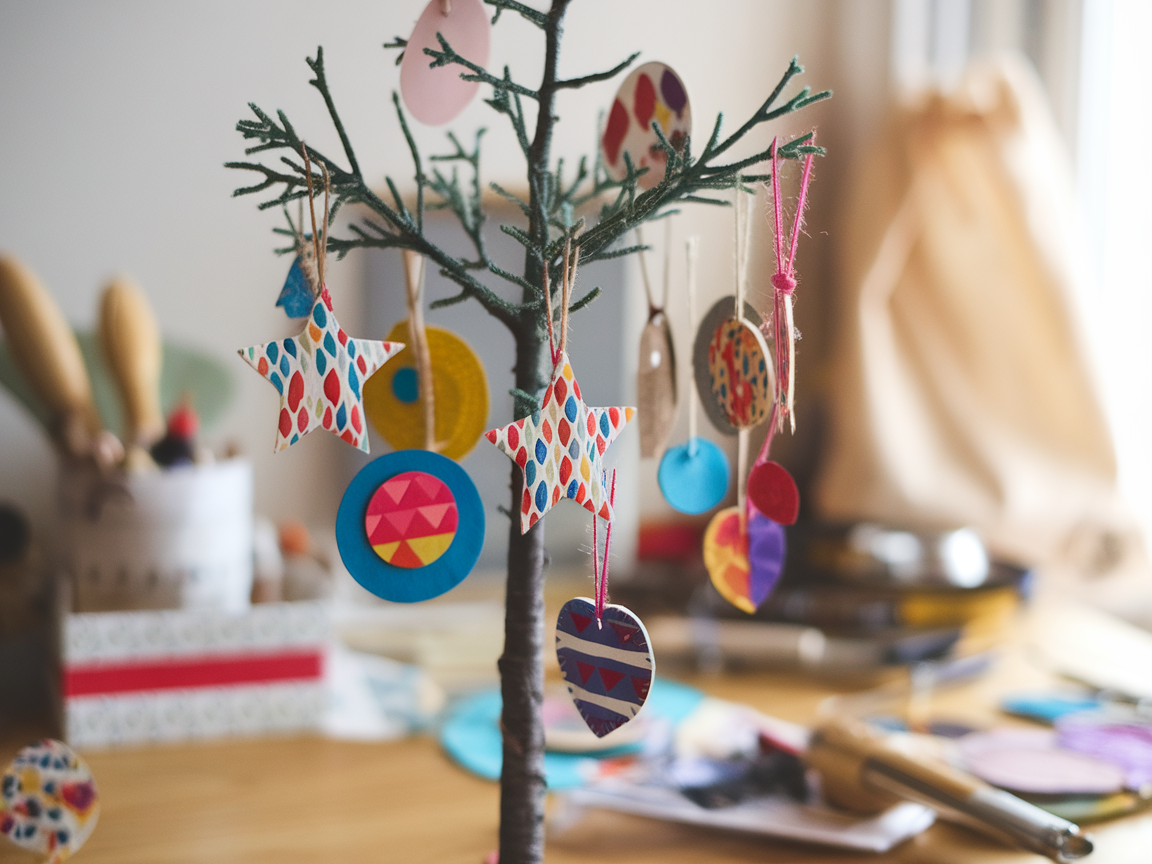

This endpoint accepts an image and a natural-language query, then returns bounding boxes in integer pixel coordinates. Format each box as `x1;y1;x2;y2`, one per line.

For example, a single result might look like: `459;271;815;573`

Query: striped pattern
555;598;654;738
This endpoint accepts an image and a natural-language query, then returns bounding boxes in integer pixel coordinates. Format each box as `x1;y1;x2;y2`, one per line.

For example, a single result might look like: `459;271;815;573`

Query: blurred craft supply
815;57;1146;601
0;255;119;465
61;601;328;749
807;718;1093;861
278;519;335;601
149;399;199;467
98;276;164;458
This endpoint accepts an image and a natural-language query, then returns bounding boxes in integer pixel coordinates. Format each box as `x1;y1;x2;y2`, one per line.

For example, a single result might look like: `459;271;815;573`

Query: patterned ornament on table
703;506;786;614
239;288;403;453
485;351;635;533
601;62;691;190
1;739;99;863
556;597;654;738
275;257;314;319
708;317;772;429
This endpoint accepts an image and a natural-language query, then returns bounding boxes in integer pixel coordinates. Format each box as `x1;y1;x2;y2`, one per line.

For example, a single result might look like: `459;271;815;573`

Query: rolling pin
0;255;105;457
807;718;1094;862
99;276;164;449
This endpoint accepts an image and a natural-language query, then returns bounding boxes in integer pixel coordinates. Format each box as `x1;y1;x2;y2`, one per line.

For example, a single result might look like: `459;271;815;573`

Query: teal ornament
275;257;314;319
657;437;729;514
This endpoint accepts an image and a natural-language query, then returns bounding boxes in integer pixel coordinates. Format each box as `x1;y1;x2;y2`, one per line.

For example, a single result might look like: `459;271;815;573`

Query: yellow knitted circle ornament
363;322;489;461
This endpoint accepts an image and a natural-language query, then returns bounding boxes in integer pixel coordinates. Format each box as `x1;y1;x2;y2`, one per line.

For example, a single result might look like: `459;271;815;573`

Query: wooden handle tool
99;276;164;448
0;255;104;453
807;718;1094;862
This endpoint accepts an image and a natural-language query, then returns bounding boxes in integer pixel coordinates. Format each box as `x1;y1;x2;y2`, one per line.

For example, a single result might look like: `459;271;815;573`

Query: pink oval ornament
400;0;491;126
601;62;691;189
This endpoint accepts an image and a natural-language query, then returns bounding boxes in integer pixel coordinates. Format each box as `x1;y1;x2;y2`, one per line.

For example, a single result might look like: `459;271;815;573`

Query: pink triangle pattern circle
365;470;459;569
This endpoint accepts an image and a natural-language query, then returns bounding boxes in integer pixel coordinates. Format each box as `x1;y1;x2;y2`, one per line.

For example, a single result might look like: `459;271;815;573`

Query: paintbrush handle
0;255;102;441
99;277;164;446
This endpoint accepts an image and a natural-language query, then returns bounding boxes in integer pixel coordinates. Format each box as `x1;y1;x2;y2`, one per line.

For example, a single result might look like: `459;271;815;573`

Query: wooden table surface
3;600;1151;864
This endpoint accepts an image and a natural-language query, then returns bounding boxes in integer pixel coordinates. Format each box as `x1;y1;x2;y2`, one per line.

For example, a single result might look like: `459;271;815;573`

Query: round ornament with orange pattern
337;449;484;602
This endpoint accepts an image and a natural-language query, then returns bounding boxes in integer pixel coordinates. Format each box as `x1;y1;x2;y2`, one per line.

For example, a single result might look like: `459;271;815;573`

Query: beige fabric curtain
815;58;1146;596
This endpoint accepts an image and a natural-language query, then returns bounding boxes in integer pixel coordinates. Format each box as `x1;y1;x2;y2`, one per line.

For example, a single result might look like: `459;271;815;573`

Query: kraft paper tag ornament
485;245;635;533
659;236;730;514
707;188;772;430
635;223;677;460
336;448;484;602
239;157;403;453
601;62;691;190
768;135;816;434
364;320;489;461
1;739;99;864
400;0;491;126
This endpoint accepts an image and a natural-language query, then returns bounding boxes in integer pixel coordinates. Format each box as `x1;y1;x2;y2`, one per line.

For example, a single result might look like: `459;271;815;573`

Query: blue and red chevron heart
555;598;654;738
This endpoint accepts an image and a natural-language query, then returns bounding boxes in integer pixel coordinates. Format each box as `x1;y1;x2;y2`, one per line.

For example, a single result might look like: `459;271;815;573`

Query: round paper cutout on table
637;311;677;459
747;460;799;525
364;322;489;461
703;506;786;614
601;62;691;189
400;0;491;126
556;597;655;738
709;317;772;429
658;437;729;514
1;739;99;862
337;449;484;603
693;296;762;435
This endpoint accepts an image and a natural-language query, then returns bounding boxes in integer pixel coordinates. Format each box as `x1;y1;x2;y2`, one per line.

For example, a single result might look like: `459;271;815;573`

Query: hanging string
301;147;331;291
635;226;655;315
544;262;558;367
769;135;816;434
663;216;672;314
733;185;754;318
559;239;579;356
592;469;618;623
439;0;452;14
403;250;437;451
685;235;700;456
737;428;749;531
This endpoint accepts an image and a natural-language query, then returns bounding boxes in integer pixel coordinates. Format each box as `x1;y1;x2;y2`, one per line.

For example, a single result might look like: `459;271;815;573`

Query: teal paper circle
337;449;484;602
657;437;729;514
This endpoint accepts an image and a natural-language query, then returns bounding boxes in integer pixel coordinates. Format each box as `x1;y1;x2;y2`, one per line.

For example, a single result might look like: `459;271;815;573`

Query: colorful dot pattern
703;506;786;614
601;61;691;190
708;317;772;429
484;351;635;534
365;471;459;569
239;288;403;453
1;739;99;863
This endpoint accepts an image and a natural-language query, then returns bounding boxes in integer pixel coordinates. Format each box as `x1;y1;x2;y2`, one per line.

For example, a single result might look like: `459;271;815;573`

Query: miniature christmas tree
227;1;827;860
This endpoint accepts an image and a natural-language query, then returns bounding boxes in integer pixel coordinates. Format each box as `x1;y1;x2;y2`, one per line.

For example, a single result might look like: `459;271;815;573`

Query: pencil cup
59;458;254;612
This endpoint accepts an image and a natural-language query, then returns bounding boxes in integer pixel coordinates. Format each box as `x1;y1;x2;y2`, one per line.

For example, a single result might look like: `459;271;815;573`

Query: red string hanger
769;135;816;435
591;469;618;623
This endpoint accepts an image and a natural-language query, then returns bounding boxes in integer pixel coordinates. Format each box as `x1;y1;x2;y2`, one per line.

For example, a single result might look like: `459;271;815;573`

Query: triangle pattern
631;676;651;701
418;504;452;530
406;532;455;566
365;514;382;537
385;508;417;536
388;541;425;569
413;473;445;502
576;661;596;686
609;622;638;645
598;668;625;692
569;612;592;633
382;477;412;504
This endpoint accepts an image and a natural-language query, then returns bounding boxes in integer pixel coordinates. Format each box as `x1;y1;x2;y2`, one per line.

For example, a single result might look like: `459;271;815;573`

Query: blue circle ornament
337;449;485;602
657;437;730;514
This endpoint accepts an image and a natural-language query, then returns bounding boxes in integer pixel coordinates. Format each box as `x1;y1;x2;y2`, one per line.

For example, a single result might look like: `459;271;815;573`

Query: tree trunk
498;3;572;861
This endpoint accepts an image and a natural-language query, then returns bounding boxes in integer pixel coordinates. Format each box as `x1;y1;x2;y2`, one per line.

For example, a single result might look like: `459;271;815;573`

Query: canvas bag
814;58;1146;596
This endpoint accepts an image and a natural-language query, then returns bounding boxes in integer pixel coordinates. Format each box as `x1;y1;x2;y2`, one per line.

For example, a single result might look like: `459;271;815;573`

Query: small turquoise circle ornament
657;437;729;514
337;449;484;602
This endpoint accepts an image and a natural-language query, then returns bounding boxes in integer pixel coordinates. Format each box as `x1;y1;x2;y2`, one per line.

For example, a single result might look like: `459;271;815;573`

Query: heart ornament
556;598;655;738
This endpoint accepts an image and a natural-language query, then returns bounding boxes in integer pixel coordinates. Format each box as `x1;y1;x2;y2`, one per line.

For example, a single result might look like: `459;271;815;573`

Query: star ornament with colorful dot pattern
485;351;635;533
240;288;403;453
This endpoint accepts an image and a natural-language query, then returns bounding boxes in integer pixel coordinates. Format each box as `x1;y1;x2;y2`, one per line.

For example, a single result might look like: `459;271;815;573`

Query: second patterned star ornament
485;350;634;533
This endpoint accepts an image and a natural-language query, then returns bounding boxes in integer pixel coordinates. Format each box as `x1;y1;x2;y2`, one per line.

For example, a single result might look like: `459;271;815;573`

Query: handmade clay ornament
400;0;491;126
747;460;799;525
657;437;729;515
703;506;786;614
485;351;634;533
708;316;772;429
693;296;761;435
276;257;314;319
555;597;654;738
0;739;99;863
336;449;483;602
637;311;676;459
363;321;489;461
601;62;691;189
239;288;403;453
